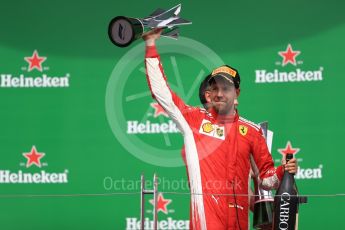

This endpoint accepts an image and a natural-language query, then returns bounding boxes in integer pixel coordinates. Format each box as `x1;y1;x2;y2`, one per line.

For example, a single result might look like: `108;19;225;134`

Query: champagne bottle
273;154;298;230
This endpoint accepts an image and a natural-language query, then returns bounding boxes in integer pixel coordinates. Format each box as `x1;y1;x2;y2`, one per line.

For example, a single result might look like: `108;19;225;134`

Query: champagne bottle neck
286;153;293;162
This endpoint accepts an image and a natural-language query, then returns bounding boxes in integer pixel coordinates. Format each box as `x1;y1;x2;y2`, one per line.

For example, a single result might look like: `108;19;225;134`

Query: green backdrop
1;0;344;229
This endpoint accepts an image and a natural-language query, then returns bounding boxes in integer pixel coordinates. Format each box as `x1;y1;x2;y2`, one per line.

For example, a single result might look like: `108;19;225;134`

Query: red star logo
24;50;47;72
278;141;300;156
23;146;45;168
149;193;172;214
278;44;301;66
150;102;168;118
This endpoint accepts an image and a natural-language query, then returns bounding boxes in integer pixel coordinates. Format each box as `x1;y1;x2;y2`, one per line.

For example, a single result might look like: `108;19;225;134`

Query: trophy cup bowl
108;4;192;47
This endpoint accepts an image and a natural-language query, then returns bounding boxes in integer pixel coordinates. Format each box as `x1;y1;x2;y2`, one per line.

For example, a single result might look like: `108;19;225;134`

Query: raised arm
144;29;192;132
144;31;207;229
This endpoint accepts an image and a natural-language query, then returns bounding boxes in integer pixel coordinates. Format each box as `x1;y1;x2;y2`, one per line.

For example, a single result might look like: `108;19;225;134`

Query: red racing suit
145;45;283;230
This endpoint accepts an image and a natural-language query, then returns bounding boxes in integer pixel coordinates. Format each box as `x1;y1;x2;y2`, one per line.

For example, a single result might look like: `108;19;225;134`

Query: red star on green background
150;102;168;118
24;50;47;72
23;146;45;168
278;141;300;156
149;193;172;214
278;44;301;66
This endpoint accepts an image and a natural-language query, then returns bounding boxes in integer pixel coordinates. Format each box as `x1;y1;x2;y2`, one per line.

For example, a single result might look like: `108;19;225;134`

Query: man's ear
236;88;241;97
205;90;211;103
235;89;240;106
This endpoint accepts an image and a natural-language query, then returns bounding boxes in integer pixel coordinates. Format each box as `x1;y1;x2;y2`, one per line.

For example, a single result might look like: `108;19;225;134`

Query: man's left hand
282;157;298;174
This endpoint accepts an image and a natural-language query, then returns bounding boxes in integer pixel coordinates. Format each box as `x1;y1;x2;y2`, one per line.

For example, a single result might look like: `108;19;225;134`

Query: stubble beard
213;102;234;115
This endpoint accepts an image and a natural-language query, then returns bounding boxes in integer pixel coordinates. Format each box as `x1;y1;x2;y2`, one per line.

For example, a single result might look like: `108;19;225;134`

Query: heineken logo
149;193;172;214
0;50;70;88
22;146;46;168
0;170;68;184
255;44;324;84
0;146;69;184
150;102;168;118
278;141;300;156
255;68;323;83
125;217;189;230
295;165;323;179
0;74;70;88
124;97;183;134
276;141;323;180
127;120;179;134
24;50;47;72
126;102;179;135
278;44;301;66
125;194;189;230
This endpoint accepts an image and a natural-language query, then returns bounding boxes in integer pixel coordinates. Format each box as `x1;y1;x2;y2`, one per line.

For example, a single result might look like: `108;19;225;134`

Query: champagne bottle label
273;154;299;230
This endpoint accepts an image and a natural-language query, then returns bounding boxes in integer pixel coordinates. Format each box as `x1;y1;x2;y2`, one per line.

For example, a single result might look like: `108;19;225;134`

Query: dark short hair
199;74;211;109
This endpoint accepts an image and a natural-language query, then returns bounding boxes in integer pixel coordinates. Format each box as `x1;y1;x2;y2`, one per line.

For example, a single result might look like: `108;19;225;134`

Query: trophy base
253;201;273;230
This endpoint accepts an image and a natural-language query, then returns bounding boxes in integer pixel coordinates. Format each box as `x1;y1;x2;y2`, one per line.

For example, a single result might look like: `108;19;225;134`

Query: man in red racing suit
143;30;296;230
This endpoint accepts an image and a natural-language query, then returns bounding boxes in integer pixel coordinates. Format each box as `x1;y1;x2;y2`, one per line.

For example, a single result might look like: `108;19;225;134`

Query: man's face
209;78;237;115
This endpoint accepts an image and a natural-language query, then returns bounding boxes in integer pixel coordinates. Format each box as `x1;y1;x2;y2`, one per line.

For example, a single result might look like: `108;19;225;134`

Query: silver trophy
251;121;275;229
108;4;192;47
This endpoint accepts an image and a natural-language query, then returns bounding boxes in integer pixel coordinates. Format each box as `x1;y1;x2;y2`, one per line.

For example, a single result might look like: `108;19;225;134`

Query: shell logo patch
239;125;248;136
199;119;225;140
202;122;214;133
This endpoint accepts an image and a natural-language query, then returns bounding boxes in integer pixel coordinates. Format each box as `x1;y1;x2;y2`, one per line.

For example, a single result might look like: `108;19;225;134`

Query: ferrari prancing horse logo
239;125;248;136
